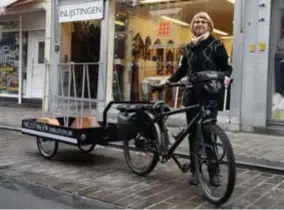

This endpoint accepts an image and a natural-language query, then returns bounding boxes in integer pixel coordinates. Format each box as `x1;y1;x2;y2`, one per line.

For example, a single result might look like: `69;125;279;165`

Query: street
0;185;72;209
1;129;284;208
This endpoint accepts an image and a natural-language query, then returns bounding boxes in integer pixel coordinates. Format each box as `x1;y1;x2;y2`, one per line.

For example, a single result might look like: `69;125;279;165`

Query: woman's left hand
224;76;231;88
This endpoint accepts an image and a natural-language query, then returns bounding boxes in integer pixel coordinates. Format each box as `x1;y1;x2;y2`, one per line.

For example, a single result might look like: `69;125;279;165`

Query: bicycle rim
194;124;236;205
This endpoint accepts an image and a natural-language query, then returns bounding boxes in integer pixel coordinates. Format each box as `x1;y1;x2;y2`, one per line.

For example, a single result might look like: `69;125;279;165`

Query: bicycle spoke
194;124;236;205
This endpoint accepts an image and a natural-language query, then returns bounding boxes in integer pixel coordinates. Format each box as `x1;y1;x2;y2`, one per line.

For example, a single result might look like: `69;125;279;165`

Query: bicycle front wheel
194;124;236;205
123;112;161;176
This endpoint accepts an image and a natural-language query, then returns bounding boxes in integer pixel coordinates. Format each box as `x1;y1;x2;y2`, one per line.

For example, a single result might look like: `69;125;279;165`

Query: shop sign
59;1;103;23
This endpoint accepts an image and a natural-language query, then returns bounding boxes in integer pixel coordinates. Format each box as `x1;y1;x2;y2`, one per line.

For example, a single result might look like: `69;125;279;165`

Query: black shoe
210;174;221;187
189;173;199;186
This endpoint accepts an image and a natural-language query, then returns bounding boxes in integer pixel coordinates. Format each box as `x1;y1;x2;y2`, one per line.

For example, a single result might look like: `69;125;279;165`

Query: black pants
186;106;218;175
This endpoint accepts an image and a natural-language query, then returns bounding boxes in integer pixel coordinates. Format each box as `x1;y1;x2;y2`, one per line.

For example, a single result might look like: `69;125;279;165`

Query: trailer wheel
37;137;59;159
78;144;96;154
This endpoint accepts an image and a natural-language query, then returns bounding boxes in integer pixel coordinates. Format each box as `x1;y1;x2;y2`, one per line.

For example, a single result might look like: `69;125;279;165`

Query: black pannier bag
117;112;139;141
117;107;157;141
190;70;226;100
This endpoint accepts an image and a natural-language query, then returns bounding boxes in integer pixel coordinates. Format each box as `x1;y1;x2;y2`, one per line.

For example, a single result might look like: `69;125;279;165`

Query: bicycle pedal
181;163;190;173
159;156;168;163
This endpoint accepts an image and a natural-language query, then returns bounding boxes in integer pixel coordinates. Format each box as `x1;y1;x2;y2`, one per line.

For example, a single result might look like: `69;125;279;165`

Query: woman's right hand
159;79;170;87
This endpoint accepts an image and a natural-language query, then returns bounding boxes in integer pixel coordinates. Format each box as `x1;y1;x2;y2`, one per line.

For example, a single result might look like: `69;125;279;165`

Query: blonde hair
190;12;214;33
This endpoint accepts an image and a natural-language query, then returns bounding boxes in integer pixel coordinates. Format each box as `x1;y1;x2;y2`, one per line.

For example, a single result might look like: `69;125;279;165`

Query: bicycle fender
143;111;162;147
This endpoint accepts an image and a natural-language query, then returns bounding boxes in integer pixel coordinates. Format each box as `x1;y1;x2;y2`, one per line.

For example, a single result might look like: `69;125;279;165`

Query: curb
0;173;123;209
0;125;21;132
1;124;284;175
107;144;284;175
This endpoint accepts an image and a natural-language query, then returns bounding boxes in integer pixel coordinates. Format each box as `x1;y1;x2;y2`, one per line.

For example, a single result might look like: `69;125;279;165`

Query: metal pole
50;0;61;115
80;65;86;128
18;13;22;104
223;88;228;112
43;0;52;113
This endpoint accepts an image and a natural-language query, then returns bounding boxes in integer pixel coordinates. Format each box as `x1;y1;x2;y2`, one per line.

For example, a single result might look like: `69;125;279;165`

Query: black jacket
168;35;233;110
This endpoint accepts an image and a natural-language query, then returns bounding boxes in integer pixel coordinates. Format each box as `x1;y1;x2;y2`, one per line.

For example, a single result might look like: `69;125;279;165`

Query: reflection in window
271;8;284;119
0;31;19;94
113;0;234;107
22;31;28;96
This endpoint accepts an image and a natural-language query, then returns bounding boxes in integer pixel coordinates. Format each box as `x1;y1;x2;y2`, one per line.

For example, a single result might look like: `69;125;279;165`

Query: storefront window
0;21;20;94
113;0;234;107
22;31;28;96
270;1;284;120
60;20;101;98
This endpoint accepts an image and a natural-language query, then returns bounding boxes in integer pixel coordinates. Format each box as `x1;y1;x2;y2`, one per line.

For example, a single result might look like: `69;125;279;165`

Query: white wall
234;0;272;131
22;11;46;31
253;0;271;128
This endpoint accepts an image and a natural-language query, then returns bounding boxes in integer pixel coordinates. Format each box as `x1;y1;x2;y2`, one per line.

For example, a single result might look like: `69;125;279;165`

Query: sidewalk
1;129;284;209
1;105;284;170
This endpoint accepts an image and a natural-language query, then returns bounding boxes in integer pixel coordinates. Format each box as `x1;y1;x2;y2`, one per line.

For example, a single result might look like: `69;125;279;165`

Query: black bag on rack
117;111;138;141
190;70;226;100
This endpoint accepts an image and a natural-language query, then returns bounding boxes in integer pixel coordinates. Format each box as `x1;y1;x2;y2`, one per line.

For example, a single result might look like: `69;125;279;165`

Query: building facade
49;0;235;122
230;0;280;133
0;0;52;104
49;0;284;133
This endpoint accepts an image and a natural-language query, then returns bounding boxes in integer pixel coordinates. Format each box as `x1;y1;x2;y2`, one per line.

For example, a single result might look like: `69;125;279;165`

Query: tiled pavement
2;106;284;169
1;129;284;209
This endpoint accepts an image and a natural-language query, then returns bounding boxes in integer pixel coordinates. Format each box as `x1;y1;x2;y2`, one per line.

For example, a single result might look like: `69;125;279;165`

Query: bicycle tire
37;137;59;159
194;124;236;205
123;111;161;176
78;143;96;154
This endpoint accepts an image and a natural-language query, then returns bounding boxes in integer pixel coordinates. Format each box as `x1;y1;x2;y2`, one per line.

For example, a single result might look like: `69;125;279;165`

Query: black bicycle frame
103;101;203;154
103;100;210;164
149;104;201;155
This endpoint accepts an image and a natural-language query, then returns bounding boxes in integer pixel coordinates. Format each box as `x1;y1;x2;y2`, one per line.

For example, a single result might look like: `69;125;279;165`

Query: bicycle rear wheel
194;124;236;205
123;112;161;176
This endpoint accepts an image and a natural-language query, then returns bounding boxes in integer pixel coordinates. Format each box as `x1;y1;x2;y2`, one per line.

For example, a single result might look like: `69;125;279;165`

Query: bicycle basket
117;112;139;141
191;71;225;99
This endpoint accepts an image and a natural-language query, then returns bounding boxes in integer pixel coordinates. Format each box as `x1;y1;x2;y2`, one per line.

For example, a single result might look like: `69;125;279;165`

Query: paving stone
247;196;276;209
3;105;284;169
148;201;176;209
266;175;284;185
276;181;284;189
0;129;283;208
172;202;200;209
263;188;284;204
272;198;284;208
253;173;274;182
137;184;174;197
115;194;142;207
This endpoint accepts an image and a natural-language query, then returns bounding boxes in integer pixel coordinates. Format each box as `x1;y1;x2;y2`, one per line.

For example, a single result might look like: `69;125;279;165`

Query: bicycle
116;81;236;205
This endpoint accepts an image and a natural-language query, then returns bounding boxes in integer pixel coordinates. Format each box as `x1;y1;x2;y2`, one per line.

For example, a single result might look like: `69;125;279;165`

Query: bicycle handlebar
151;82;193;92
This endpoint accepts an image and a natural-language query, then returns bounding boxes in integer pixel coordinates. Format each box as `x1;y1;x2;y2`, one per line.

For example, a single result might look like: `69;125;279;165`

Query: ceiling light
213;29;229;36
227;0;234;4
115;20;125;26
220;36;233;39
161;16;189;27
161;16;229;36
140;0;171;4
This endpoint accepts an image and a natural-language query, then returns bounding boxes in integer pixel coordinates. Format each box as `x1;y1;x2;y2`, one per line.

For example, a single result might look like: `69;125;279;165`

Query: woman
161;12;232;186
